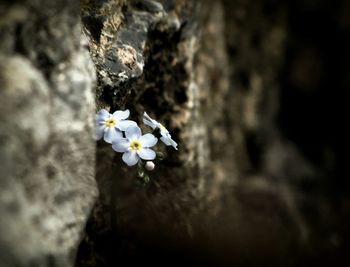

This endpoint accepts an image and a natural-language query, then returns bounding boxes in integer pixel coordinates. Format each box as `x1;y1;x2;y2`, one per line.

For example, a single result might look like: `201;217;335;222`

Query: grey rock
0;1;97;267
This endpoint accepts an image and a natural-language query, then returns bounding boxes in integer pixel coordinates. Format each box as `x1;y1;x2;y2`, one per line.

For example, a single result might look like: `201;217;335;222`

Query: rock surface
0;1;97;266
0;0;349;266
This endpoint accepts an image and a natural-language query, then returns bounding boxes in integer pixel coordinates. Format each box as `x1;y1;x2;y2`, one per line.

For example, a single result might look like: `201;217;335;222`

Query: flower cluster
96;109;178;182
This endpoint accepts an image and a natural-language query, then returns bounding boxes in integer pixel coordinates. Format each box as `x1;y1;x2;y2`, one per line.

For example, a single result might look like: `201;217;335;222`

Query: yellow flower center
129;140;142;151
105;118;117;128
159;123;167;132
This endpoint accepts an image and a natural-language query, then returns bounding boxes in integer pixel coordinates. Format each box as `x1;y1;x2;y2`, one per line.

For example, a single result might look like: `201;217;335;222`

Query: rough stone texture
78;0;350;266
1;0;349;266
78;0;305;266
78;0;233;265
77;0;346;266
0;1;97;266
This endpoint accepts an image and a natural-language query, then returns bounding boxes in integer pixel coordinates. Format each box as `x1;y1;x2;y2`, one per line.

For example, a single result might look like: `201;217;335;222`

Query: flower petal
160;135;178;150
143;112;157;129
117;120;137;131
112;138;129;153
138;148;156;160
139;133;158;147
122;151;139;166
96;109;110;122
125;126;142;140
160;136;171;146
169;139;178;150
160;127;169;135
104;127;122;143
113;109;130;120
96;125;106;140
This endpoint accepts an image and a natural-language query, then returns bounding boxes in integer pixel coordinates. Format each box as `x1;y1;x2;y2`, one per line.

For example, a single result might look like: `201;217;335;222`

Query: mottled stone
1;0;349;266
78;0;233;265
0;1;97;266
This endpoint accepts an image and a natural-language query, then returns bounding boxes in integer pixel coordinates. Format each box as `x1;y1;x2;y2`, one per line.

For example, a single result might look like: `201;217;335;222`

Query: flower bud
145;161;155;171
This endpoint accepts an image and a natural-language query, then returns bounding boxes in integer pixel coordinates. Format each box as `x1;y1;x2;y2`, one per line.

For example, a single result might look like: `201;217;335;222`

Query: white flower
143;112;178;150
112;126;158;166
96;109;137;143
145;161;155;171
